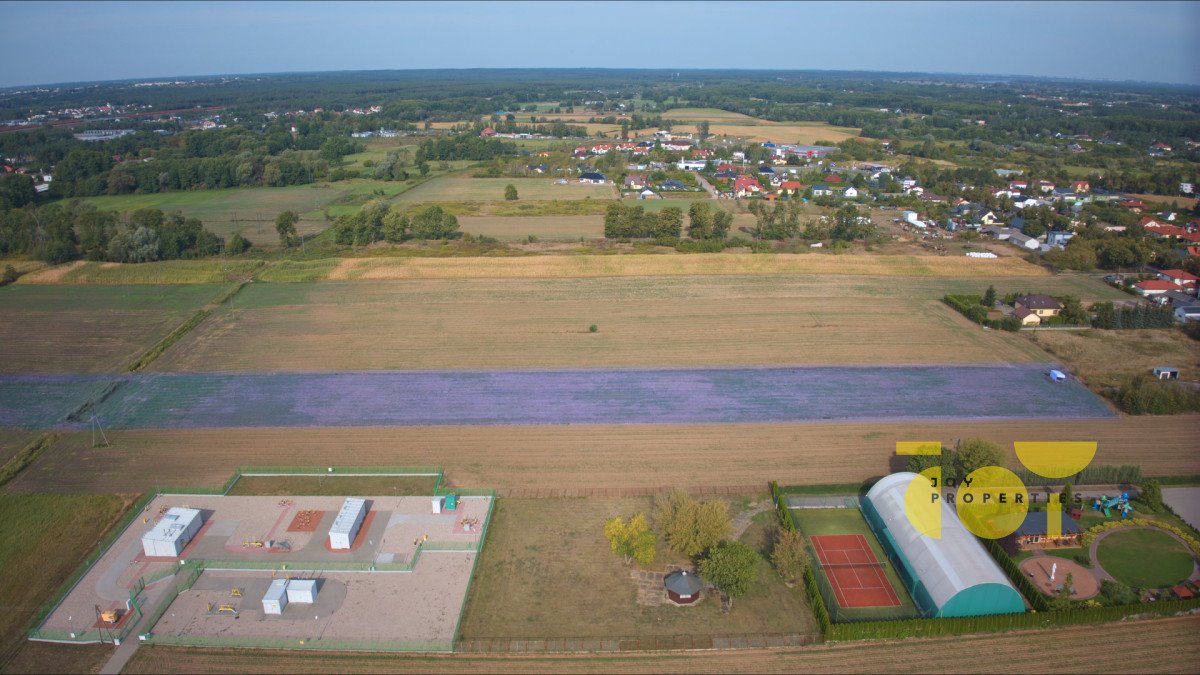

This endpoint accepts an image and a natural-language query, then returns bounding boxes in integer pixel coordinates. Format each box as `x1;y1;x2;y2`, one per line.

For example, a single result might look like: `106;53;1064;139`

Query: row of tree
603;203;683;239
326;203;462;246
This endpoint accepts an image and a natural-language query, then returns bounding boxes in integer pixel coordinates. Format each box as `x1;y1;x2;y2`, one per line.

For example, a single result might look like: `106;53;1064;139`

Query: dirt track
10;416;1198;494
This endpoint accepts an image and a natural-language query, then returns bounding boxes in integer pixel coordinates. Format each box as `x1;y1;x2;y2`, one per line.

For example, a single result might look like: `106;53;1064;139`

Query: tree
1047;572;1075;611
771;529;809;584
654;490;731;558
955;438;1005;477
409;205;460;240
906;451;958;487
982;285;997;307
226;233;250;254
700;541;760;607
382;208;409;243
1060;295;1087;325
275;210;299;247
504;184;519;201
698;120;710;141
603;513;656;566
0;173;37;210
0;264;18;286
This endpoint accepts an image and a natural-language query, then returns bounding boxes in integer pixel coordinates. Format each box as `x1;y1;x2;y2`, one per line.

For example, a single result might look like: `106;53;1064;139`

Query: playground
1090;493;1135;519
34;492;492;651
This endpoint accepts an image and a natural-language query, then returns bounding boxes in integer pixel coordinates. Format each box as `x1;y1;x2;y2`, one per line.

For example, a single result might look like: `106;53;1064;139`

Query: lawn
1095;528;1195;588
0;493;132;672
789;508;919;621
458;215;603;241
392;176;616;202
457;496;816;640
227;475;438;497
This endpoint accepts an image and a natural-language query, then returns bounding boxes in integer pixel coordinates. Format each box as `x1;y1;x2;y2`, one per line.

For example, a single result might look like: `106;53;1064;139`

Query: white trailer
141;507;203;558
262;579;288;615
328;497;367;550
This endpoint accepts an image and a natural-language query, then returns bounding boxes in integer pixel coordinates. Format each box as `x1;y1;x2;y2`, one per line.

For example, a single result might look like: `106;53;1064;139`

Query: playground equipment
230;588;242;597
1092;493;1135;519
242;538;264;548
99;610;119;624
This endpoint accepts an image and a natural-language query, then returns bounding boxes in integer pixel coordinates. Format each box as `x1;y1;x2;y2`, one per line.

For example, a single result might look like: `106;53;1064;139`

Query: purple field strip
1;364;1115;430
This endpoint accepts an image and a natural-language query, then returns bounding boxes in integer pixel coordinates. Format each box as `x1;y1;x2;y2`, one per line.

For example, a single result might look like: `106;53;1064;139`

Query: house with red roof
1036;180;1055;193
779;180;803;196
480;127;497;137
716;163;738;173
691;148;713;158
661;139;693;152
733;175;762;198
590;144;613;154
1157;269;1199;293
1120;199;1145;212
1071;180;1090;193
1009;180;1028;190
825;174;843;184
1133;280;1177;296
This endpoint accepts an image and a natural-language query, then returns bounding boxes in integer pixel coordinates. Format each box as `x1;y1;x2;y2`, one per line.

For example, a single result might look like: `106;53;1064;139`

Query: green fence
141;562;205;636
452;493;497;647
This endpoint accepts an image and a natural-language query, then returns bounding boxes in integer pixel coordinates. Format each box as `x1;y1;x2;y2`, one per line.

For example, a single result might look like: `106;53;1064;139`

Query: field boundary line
126;282;245;373
0;432;60;489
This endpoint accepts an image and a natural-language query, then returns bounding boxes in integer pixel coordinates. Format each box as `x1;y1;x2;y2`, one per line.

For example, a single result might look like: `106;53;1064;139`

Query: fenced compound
786;495;862;509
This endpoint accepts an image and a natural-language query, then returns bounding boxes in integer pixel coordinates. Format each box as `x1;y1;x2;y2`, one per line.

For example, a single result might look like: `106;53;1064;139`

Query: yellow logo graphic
904;467;942;539
1014;441;1097;478
956;466;1028;539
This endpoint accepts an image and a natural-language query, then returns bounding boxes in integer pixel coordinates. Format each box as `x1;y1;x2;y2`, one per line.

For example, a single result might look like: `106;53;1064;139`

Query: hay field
0;284;228;373
328;252;1052;280
458;215;604;241
149;277;1049;372
1026;329;1200;387
662;108;861;144
120;615;1200;673
393;176;616;202
18;260;264;285
13;416;1197;495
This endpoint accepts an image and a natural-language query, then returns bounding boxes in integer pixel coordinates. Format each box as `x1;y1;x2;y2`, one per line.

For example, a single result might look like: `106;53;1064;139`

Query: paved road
1163;487;1200;531
694;172;720;199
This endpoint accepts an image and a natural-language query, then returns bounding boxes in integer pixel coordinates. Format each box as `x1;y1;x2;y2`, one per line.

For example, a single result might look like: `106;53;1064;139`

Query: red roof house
1133;280;1177;295
733;175;762;197
1071;180;1090;193
480;127;497;137
1158;269;1199;290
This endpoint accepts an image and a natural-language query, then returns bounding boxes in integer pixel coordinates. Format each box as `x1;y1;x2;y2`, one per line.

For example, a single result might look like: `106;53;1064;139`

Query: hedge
983;537;1049;612
1080;518;1200;558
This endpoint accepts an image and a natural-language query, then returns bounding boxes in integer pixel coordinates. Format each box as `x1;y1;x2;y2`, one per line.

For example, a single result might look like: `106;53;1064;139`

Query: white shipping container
262;579;288;615
141;507;203;558
328;498;367;550
286;579;317;604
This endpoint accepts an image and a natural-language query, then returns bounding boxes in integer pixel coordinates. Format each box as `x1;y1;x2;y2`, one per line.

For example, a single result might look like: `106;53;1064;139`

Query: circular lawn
1096;529;1195;589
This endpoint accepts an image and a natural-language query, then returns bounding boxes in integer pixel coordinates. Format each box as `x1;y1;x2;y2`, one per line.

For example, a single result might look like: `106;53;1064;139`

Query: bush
0;264;18;286
771;529;809;584
1112;374;1200;415
654;490;731;558
944;294;988;324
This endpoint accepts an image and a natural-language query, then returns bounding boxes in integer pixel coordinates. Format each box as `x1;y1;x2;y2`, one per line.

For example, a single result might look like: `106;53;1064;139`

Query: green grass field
1096;528;1194;588
790;508;920;621
393;176;617;202
0;493;131;671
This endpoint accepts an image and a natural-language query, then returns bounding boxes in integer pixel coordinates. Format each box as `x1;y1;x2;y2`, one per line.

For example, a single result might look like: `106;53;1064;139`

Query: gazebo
664;570;703;605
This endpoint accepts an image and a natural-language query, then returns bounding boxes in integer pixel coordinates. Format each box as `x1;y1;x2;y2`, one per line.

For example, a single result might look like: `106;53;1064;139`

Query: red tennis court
811;534;901;608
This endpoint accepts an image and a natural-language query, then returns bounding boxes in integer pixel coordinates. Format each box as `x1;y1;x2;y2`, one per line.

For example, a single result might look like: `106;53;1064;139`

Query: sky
1;1;1198;88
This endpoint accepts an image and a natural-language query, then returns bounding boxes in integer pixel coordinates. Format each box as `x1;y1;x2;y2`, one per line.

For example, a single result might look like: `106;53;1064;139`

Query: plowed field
120;615;1200;673
11;416;1197;494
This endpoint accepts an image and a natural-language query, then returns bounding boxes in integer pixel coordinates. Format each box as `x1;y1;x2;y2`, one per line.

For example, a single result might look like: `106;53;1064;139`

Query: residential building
579;172;609;184
1133;280;1177;296
1157;269;1199;293
1015;294;1063;317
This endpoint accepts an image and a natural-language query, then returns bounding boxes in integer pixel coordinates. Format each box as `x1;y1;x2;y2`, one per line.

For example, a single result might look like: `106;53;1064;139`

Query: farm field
0;365;1112;429
11;416;1198;495
457;215;603;241
0;493;131;672
18;260;263;285
0;284;229;373
82;183;345;241
118;615;1200;673
152;291;1049;372
1023;329;1200;387
227;474;438;496
661;108;861;144
393;176;617;202
0;429;38;466
327;252;1058;280
458;496;816;641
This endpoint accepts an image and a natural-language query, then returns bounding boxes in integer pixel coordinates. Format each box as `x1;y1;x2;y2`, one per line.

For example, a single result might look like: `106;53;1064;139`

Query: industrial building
328;497;368;550
862;472;1026;618
286;579;317;604
141;507;204;558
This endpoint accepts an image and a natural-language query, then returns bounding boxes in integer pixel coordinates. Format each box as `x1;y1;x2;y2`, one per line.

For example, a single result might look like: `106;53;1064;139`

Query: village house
1133;280;1177;297
579;172;609;185
1071;180;1090;193
778;180;803;196
1015;294;1063;317
843;186;859;198
623;175;648;190
811;183;833;197
1157;269;1199;294
733;175;762;198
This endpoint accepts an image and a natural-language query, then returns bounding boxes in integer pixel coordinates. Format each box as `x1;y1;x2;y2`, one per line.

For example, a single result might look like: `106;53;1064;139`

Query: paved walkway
99;580;171;675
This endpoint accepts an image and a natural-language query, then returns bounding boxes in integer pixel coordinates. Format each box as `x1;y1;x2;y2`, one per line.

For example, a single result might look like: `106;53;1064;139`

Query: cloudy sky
1;1;1197;87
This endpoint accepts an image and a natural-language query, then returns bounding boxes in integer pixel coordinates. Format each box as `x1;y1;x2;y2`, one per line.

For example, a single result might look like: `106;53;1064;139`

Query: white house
842;187;859;198
1175;304;1200;323
675;159;707;171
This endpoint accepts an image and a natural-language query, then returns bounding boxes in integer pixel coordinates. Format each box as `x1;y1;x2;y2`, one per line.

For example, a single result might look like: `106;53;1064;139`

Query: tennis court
811;534;901;608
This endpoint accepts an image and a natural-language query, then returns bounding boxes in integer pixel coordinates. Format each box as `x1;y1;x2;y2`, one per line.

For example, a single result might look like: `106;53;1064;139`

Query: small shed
328;498;367;550
286;579;317;604
1048;369;1067;383
1152;367;1180;380
262;579;288;615
664;570;703;605
444;494;458;511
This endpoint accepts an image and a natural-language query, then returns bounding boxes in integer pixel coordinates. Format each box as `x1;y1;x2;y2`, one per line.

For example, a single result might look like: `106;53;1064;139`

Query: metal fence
145;634;453;653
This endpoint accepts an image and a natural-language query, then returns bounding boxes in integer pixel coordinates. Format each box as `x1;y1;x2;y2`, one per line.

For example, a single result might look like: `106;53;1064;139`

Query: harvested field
393;176;616;202
1;365;1112;429
17;261;263;285
228;475;438;497
12;416;1198;495
328;253;1052;280
153;280;1051;371
0;428;39;466
0;284;228;373
459;497;816;640
1024;329;1200;387
458;215;603;241
120;615;1200;673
